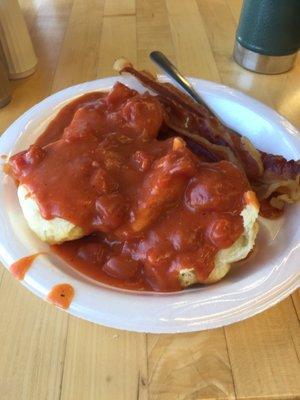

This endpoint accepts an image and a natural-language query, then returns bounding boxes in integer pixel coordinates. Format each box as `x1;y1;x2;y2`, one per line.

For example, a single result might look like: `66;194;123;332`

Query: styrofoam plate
0;75;299;333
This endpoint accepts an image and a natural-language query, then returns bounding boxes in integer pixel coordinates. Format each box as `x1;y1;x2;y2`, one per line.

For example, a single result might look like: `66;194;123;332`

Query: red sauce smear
47;283;74;309
36;92;106;147
10;254;39;280
9;83;251;292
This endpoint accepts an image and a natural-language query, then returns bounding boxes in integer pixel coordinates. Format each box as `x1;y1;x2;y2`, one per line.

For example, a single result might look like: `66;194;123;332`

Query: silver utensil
149;50;216;116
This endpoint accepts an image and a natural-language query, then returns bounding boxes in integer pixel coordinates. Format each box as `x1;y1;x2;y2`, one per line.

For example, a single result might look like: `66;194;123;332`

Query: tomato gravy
9;83;250;291
10;254;39;280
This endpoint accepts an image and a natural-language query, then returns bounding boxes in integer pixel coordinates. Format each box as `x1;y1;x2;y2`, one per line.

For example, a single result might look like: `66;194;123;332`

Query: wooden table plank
103;0;136;16
0;273;68;400
97;14;137;77
276;60;300;127
292;290;300;321
18;0;43;28
136;0;175;72
283;296;300;361
225;298;300;399
0;1;299;399
60;318;148;400
225;0;242;25
51;0;105;92
165;0;219;81
147;332;236;400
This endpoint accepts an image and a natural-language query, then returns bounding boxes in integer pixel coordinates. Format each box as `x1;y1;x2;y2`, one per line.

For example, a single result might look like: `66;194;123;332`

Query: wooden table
0;1;299;399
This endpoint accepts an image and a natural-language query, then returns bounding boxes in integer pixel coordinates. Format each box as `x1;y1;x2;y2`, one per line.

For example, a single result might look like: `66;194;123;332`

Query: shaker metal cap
233;41;298;75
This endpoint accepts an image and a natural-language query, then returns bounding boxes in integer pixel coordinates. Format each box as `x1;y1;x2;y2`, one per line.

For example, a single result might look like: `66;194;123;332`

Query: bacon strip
114;59;300;210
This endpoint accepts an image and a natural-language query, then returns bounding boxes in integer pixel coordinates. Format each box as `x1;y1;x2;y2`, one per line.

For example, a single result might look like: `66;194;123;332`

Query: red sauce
9;83;250;292
36;92;106;147
10;254;39;280
47;283;74;309
260;198;284;219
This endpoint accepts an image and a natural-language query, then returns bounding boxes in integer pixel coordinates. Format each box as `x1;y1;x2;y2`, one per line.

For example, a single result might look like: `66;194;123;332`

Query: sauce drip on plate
47;284;74;309
10;254;39;280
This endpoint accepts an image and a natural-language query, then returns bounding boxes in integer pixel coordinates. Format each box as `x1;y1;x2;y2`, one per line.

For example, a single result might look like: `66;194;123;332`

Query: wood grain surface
0;1;299;399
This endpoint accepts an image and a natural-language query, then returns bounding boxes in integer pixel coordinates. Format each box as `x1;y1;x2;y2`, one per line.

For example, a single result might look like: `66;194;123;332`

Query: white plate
0;76;299;333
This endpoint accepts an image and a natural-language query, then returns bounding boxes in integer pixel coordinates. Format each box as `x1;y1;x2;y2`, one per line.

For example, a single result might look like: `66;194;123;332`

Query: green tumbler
233;0;300;74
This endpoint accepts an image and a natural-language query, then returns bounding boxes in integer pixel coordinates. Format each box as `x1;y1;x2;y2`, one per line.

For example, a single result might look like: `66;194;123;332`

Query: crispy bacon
114;59;300;211
261;152;300;180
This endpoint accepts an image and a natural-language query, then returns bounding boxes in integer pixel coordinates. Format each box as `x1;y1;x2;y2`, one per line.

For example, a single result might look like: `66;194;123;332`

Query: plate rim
0;75;299;333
